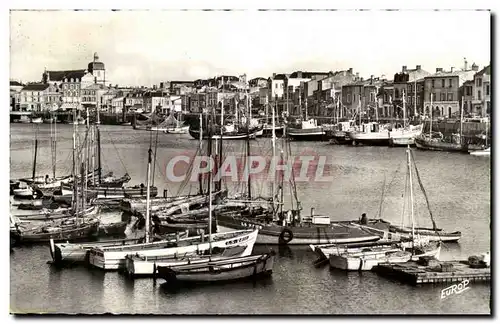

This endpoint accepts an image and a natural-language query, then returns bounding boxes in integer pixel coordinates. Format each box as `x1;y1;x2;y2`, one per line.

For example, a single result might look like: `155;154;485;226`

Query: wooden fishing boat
124;245;248;277
387;225;461;243
188;125;263;140
389;125;423;147
48;227;183;265
329;248;412;271
88;229;258;270
348;122;392;146
165;126;189;134
14;205;98;222
286;119;327;141
310;240;402;260
155;252;275;284
217;211;384;245
10;217;101;246
49;236;145;265
61;183;158;199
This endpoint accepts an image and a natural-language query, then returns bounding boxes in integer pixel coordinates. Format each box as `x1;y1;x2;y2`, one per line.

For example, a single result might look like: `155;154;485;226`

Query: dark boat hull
188;127;263;140
217;214;384;245
11;221;100;246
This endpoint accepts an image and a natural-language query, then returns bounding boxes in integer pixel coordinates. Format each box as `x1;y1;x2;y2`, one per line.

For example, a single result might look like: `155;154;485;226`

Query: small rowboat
155;251;275;284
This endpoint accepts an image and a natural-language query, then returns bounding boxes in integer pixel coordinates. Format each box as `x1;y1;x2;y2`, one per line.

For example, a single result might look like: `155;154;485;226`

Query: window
440;93;446;101
466;86;472;96
431;80;435;88
275;84;278;89
476;78;482;87
486;85;490;96
448;107;451;118
449;79;452;88
478;91;482;100
487;102;491;114
441;79;445;87
447;93;453;101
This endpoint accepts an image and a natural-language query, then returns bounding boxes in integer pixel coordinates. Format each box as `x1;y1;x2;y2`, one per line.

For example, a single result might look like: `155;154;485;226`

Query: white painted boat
164;126;189;134
124;245;249;277
87;229;258;270
13;186;34;197
155;252;275;283
469;147;490;156
50;237;145;265
329;248;412;271
31;117;43;124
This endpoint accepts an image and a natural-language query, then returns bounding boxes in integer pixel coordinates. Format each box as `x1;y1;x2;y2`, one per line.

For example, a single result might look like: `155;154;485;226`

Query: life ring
278;228;293;245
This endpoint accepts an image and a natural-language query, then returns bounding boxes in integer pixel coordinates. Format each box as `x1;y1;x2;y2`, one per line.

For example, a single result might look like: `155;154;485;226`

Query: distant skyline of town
10;10;491;86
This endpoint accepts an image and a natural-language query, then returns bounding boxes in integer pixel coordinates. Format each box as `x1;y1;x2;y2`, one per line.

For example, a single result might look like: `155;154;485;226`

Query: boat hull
124;245;248;277
11;220;100;245
216;216;383;245
287;127;327;141
87;229;258;270
51;237;144;264
156;253;274;283
188;126;263;140
329;251;412;271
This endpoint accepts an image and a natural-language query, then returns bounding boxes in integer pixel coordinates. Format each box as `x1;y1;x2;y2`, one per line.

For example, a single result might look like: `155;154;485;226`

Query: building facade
471;65;491;117
20;83;49;112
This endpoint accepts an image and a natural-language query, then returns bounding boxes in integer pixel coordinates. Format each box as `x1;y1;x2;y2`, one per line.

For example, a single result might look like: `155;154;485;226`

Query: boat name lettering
225;236;249;245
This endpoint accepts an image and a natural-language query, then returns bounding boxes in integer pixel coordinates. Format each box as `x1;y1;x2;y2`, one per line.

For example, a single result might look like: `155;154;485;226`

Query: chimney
464;58;468;71
402;66;407;73
416;65;421;70
272;73;276;79
450;67;454;72
472;63;479;72
436;68;443;73
356;72;359;80
348;68;353;74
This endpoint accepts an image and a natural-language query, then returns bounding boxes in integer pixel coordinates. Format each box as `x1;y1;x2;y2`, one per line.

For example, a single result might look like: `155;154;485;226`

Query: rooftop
22;83;49;91
45;69;87;82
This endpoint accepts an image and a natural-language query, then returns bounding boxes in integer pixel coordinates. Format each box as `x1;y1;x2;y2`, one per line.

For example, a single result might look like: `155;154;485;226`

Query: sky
9;9;491;87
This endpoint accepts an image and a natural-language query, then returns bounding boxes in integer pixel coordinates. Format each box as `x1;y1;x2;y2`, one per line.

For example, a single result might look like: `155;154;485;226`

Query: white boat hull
125;245;250;277
329;251;412;271
88;229;258;270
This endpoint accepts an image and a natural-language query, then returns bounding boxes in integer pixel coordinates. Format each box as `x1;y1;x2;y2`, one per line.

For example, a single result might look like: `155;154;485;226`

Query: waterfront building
10;80;24;111
124;91;145;112
460;80;474;116
471;64;490;117
392;65;432;117
422;63;478;119
19;83;49;112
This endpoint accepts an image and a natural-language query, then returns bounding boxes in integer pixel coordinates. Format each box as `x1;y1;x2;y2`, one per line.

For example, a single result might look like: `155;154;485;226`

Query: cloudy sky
10;9;491;86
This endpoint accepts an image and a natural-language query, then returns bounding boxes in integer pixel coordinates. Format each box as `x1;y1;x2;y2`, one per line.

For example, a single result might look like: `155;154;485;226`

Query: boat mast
97;106;102;184
84;108;90;206
32;124;38;181
198;113;203;195
414;79;417;118
403;90;406;127
246;89;252;200
208;112;213;254
145;146;152;243
271;99;277;219
218;98;224;192
460;96;464;145
429;93;433;136
51;113;57;179
72;107;78;213
407;145;416;254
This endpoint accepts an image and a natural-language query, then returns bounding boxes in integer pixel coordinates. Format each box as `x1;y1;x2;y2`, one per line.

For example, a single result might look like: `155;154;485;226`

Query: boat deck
373;260;490;286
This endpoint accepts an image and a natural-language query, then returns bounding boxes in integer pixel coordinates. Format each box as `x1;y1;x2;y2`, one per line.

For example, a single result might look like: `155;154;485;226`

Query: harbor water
9;124;491;314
